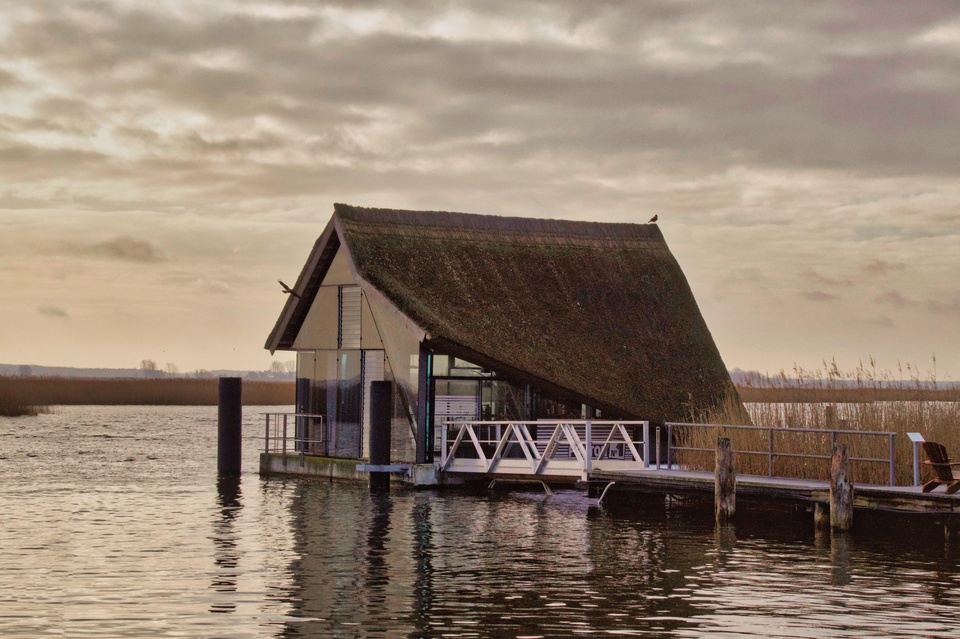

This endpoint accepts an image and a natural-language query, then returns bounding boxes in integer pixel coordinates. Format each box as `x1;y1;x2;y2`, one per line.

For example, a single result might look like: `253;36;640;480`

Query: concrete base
259;453;439;486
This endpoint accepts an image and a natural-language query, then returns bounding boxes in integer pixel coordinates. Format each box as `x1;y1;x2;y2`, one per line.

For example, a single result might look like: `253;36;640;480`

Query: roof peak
333;203;664;246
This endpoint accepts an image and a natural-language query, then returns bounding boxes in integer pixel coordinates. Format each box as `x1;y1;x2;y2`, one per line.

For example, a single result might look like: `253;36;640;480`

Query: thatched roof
267;203;738;422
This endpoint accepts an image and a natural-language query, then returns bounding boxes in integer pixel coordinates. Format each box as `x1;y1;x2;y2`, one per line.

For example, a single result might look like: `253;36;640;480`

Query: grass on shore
677;358;960;486
0;393;50;417
0;377;294;413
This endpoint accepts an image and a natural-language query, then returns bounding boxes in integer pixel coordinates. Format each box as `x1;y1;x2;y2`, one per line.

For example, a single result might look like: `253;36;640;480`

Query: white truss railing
439;420;651;479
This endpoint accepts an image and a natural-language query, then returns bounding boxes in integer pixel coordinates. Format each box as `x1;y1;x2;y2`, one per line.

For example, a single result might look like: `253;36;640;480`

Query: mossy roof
268;203;738;422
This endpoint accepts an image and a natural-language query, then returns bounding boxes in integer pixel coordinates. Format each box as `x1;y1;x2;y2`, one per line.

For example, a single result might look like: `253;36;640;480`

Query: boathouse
265;204;738;471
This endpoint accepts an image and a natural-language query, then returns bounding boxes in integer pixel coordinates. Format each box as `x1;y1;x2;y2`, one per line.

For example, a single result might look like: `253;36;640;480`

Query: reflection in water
411;494;433;638
275;486;960;638
363;493;391;634
830;531;852;587
10;405;960;638
714;522;737;562
210;476;242;614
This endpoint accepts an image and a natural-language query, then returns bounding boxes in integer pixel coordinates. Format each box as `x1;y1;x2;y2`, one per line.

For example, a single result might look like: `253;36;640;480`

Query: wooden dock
589;468;960;518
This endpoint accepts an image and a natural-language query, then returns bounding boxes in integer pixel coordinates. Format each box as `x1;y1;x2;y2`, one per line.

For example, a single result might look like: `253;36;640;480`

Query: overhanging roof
267;203;737;422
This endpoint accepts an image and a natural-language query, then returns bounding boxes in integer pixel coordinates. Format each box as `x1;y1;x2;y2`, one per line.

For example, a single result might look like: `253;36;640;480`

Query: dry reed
0;377;294;408
678;358;960;486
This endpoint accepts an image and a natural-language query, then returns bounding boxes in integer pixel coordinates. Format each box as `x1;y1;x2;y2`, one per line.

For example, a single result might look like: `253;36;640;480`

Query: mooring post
830;443;853;531
946;519;960;547
715;437;736;522
814;502;830;530
369;380;393;493
218;377;242;477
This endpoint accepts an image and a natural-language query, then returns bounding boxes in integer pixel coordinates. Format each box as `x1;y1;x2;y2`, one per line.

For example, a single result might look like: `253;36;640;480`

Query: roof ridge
334;203;664;246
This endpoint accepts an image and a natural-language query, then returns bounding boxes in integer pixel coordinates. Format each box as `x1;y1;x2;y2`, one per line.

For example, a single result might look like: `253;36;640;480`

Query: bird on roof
278;279;301;299
648;214;658;223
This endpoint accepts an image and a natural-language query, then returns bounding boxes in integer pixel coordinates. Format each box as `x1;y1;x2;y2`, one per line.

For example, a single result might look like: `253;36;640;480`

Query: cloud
0;1;959;377
800;290;839;302
860;315;896;328
862;259;907;276
2;0;958;191
800;268;852;288
875;291;913;307
38;305;69;318
86;236;166;263
0;68;18;88
928;298;960;315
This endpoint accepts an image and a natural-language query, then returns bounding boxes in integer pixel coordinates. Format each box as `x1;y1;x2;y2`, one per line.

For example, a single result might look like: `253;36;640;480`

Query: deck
589;468;960;517
261;415;960;524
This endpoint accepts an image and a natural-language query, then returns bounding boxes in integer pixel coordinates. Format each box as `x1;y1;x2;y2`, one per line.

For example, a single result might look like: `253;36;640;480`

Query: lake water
2;405;960;638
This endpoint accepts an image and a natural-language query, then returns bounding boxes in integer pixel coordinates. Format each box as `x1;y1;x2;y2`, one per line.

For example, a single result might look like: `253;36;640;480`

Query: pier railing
440;420;651;479
664;422;896;486
262;413;326;462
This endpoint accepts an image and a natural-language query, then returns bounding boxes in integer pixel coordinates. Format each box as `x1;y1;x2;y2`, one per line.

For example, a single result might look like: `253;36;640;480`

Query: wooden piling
814;502;829;530
715;437;736;522
217;377;242;477
830;444;853;531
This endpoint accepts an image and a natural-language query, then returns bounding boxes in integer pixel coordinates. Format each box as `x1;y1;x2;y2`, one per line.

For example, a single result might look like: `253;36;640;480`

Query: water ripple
3;406;960;637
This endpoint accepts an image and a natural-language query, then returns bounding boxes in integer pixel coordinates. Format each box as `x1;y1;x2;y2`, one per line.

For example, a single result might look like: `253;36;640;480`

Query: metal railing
664;422;897;486
262;413;326;463
440;420;650;478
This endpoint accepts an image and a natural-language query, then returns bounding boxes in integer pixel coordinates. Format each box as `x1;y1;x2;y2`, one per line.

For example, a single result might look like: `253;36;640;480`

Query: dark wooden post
715;437;736;522
814;502;830;530
830;444;853;531
825;405;837;428
218;377;242;476
369;381;393;493
946;521;960;546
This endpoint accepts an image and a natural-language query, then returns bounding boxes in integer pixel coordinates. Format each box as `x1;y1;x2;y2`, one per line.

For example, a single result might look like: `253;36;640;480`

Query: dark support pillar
715;437;736;523
369;381;393;493
830;444;853;531
218;377;242;476
415;345;432;464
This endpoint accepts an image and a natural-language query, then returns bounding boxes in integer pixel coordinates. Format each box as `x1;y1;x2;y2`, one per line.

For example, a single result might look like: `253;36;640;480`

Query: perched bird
278;279;301;299
648;214;658;224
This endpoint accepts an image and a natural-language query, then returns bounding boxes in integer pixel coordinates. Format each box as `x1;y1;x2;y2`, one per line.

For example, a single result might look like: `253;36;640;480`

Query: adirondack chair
922;441;960;494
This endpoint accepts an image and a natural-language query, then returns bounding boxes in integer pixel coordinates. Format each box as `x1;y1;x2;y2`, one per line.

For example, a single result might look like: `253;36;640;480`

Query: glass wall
363;293;421;462
295;349;379;459
333;351;362;457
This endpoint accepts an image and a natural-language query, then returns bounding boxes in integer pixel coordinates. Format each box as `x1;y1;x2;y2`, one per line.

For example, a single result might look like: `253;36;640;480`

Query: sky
0;1;958;380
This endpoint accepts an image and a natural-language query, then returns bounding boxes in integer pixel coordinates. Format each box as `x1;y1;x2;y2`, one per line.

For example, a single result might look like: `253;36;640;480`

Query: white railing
262;413;326;462
439;420;651;479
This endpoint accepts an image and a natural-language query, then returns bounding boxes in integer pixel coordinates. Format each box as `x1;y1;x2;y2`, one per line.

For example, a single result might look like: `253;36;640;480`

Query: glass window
480;380;525;421
333;351;362;457
448;358;494;377
434;379;480;423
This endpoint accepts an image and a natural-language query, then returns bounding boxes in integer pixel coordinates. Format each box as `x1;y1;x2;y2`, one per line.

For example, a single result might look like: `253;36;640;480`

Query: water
2;406;960;638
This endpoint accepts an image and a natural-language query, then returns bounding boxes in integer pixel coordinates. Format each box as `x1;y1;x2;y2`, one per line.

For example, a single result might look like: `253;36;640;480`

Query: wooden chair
922;441;960;494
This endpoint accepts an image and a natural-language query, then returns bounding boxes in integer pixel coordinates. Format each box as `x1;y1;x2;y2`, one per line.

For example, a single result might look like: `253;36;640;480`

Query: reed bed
677;359;960;487
0;377;294;408
0;384;50;417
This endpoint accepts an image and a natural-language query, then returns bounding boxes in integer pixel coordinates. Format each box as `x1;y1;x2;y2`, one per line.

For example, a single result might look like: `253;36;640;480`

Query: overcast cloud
0;0;958;377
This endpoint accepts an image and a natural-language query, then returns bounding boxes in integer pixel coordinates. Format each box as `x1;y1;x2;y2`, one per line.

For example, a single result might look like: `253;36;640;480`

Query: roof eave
264;217;339;352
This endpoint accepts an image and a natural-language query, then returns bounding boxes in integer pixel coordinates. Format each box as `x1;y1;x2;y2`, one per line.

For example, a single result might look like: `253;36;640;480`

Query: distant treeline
0;377;294;409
